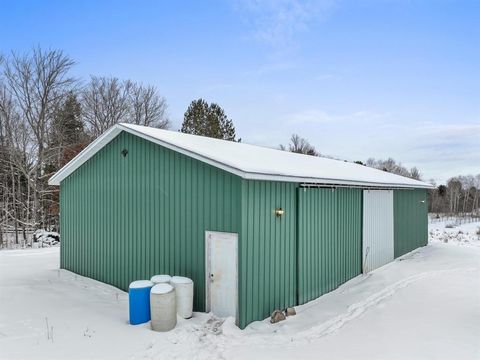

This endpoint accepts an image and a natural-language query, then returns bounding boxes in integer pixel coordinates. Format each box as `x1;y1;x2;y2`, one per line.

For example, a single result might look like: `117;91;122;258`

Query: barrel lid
150;274;171;283
129;280;154;289
151;283;174;294
170;276;193;284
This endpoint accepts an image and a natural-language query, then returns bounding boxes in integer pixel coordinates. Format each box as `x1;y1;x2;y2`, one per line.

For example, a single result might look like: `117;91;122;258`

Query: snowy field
429;218;480;247
1;222;479;360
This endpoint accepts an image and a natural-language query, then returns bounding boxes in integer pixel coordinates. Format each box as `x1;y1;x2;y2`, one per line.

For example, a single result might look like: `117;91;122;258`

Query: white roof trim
48;124;434;189
48;124;249;186
49;126;123;186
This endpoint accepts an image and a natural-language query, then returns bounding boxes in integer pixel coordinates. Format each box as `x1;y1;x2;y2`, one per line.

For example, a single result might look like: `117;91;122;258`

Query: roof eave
242;172;434;189
48;123;434;190
48;125;124;186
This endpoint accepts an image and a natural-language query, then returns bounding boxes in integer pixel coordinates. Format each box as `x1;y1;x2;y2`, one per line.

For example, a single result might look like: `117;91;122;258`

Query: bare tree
2;48;76;230
82;77;170;138
447;178;462;214
128;83;169;128
428;174;480;217
1;47;173;246
281;134;318;156
0;82;34;245
365;157;419;179
458;176;472;215
81;76;131;137
410;167;422;180
473;175;480;214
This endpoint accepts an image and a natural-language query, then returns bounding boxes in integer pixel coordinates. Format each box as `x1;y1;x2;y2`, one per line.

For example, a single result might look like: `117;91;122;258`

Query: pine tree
44;92;88;229
47;92;88;171
181;99;238;141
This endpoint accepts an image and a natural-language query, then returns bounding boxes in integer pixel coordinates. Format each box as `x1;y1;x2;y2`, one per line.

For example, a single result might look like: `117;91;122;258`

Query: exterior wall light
275;208;285;217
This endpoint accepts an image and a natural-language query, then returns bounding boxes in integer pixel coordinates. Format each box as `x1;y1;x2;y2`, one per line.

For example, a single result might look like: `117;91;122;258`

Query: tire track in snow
130;267;476;359
298;267;476;342
220;266;477;351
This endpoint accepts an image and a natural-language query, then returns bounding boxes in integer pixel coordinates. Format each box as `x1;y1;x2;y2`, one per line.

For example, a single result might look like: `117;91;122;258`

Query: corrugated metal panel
362;190;394;272
238;180;297;329
297;187;362;304
394;189;428;258
60;128;428;330
337;188;363;284
60;131;242;312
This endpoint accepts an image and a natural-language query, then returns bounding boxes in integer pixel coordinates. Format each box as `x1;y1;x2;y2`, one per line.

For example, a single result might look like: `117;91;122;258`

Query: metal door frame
205;231;239;319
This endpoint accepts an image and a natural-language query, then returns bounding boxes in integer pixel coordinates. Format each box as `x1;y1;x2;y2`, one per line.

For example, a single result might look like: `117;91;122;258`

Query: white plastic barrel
170;276;194;319
150;284;176;332
150;274;171;284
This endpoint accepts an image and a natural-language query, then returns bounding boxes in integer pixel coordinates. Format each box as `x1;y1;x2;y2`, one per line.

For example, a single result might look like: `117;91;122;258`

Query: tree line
361;158;479;216
0;48;170;246
278;136;479;217
1;47;477;247
428;175;480;217
0;47;240;247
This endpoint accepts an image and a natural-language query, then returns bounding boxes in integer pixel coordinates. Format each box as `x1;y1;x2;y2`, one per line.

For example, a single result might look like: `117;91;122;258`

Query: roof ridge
49;123;433;189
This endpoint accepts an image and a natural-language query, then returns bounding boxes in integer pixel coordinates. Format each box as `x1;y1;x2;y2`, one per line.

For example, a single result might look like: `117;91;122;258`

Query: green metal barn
49;123;432;329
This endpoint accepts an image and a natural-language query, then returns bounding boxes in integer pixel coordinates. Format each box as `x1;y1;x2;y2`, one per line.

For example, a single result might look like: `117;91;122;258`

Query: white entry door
205;231;238;318
363;190;394;273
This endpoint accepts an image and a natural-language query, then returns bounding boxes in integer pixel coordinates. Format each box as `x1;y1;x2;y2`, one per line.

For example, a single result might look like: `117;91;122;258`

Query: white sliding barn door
363;190;394;273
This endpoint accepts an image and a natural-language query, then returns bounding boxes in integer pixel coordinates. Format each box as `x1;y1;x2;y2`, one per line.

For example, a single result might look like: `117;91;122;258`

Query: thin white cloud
343;121;480;183
242;108;479;184
282;109;392;125
242;61;296;77
315;73;336;81
234;0;337;47
414;123;480;138
201;82;234;93
283;109;333;124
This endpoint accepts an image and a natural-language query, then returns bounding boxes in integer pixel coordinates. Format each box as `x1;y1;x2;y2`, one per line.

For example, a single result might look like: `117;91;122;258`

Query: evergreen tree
181;99;237;141
47;92;88;171
44;92;88;229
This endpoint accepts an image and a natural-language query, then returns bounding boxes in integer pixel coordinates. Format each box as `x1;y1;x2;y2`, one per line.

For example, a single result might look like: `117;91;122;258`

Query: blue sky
1;0;479;183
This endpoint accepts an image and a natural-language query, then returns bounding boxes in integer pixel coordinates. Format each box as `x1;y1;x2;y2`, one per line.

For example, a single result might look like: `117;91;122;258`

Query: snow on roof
48;123;433;189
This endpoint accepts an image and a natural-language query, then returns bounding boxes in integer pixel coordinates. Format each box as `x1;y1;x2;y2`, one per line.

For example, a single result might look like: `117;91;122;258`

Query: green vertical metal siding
297;187;362;304
238;180;297;329
59;128;427;330
394;189;428;258
337;188;363;283
60;131;242;311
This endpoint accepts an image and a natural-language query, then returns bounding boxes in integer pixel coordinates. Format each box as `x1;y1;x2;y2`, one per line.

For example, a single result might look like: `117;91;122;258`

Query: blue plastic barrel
129;280;154;325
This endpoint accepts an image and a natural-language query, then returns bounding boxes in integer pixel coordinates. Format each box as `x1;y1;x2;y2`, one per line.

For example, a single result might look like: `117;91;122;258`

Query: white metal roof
48;123;433;189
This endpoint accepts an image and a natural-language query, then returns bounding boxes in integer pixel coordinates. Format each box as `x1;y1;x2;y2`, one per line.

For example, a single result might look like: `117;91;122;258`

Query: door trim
205;231;239;319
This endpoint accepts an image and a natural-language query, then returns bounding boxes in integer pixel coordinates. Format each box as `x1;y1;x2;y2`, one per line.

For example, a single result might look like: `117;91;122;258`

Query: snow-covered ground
1;221;479;360
429;218;480;247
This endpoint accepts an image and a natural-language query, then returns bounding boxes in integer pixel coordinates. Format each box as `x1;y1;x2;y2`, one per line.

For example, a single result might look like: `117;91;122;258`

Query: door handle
210;273;214;282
